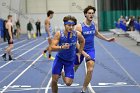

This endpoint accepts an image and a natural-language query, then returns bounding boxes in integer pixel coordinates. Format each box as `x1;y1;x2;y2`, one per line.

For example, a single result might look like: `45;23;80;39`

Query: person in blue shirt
75;6;115;93
50;15;85;93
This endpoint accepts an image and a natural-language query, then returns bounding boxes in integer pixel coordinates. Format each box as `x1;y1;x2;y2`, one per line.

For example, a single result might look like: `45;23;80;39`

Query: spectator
16;19;21;39
35;19;41;36
27;20;33;39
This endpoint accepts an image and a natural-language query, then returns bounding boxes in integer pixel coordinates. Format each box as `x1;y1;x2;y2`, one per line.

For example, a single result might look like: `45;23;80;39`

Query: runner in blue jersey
75;6;115;93
51;15;85;93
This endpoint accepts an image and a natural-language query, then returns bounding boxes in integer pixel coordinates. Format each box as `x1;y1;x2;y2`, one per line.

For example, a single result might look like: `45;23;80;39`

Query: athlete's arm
45;19;50;37
51;31;70;51
51;31;60;51
77;31;85;54
75;24;82;33
76;43;89;58
95;30;115;42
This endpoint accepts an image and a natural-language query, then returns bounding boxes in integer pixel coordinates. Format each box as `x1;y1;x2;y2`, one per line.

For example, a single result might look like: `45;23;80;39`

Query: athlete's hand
85;55;91;61
62;43;70;49
76;53;81;63
107;37;115;42
10;38;13;43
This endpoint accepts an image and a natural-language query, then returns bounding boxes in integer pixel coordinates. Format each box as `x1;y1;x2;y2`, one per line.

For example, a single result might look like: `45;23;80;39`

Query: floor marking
0;54;43;93
96;39;140;88
0;38;26;46
0;85;138;92
0;39;37;56
45;77;52;93
58;83;80;87
0;40;46;69
98;82;127;86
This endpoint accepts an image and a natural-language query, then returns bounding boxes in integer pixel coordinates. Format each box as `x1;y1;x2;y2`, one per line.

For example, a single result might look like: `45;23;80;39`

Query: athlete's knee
8;44;13;49
87;61;95;73
87;65;94;73
87;67;93;74
65;81;72;86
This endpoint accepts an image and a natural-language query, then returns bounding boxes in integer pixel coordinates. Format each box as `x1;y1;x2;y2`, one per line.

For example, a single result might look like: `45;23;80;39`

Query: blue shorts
74;50;95;65
52;55;74;79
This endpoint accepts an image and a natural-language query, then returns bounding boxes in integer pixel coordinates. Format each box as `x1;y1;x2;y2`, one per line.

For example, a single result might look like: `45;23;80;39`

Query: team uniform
5;26;14;44
75;22;96;65
52;30;77;79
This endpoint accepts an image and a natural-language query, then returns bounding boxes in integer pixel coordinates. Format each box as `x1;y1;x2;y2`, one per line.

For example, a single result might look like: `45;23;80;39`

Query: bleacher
110;21;128;36
110;21;140;45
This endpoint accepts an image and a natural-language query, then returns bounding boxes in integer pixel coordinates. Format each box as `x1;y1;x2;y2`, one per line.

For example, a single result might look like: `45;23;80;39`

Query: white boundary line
84;61;96;93
1;84;138;92
0;37;26;46
45;77;52;93
37;69;52;93
0;39;38;56
0;39;26;48
0;48;42;84
96;39;140;88
0;40;46;69
0;54;43;93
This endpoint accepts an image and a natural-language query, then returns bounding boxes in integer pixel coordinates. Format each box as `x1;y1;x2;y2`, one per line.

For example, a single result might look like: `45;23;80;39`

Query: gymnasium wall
0;0;98;34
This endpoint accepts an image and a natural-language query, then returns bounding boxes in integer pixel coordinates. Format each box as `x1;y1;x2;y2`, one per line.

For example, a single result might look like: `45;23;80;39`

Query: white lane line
0;39;38;56
0;49;41;84
45;77;52;93
0;84;138;92
0;37;26;46
36;68;52;93
84;61;96;93
96;39;140;88
0;54;43;93
0;40;46;69
0;39;26;48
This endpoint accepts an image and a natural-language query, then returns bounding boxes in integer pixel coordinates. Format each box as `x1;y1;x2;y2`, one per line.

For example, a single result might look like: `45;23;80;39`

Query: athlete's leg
51;56;63;93
62;60;75;86
81;51;95;92
52;74;60;93
82;60;95;91
48;37;52;58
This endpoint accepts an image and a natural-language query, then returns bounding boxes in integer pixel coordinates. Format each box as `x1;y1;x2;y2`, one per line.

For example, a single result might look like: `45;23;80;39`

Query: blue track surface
0;35;140;93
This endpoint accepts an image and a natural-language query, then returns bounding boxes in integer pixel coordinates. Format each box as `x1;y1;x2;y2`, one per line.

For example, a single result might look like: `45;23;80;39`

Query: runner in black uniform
2;15;14;61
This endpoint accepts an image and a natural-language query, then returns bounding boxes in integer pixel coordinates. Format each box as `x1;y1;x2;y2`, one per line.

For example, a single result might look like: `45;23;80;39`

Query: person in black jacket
3;20;7;42
35;19;41;37
27;20;33;39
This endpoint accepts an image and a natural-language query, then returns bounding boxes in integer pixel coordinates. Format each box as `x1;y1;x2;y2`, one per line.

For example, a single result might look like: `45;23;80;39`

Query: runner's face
64;20;75;32
50;14;53;19
10;17;13;22
85;9;94;21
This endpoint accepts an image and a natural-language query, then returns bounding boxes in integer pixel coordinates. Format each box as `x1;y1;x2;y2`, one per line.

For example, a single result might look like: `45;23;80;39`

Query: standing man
43;10;55;60
75;6;115;93
27;20;33;39
2;15;14;61
51;15;85;93
16;19;21;39
35;19;41;37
